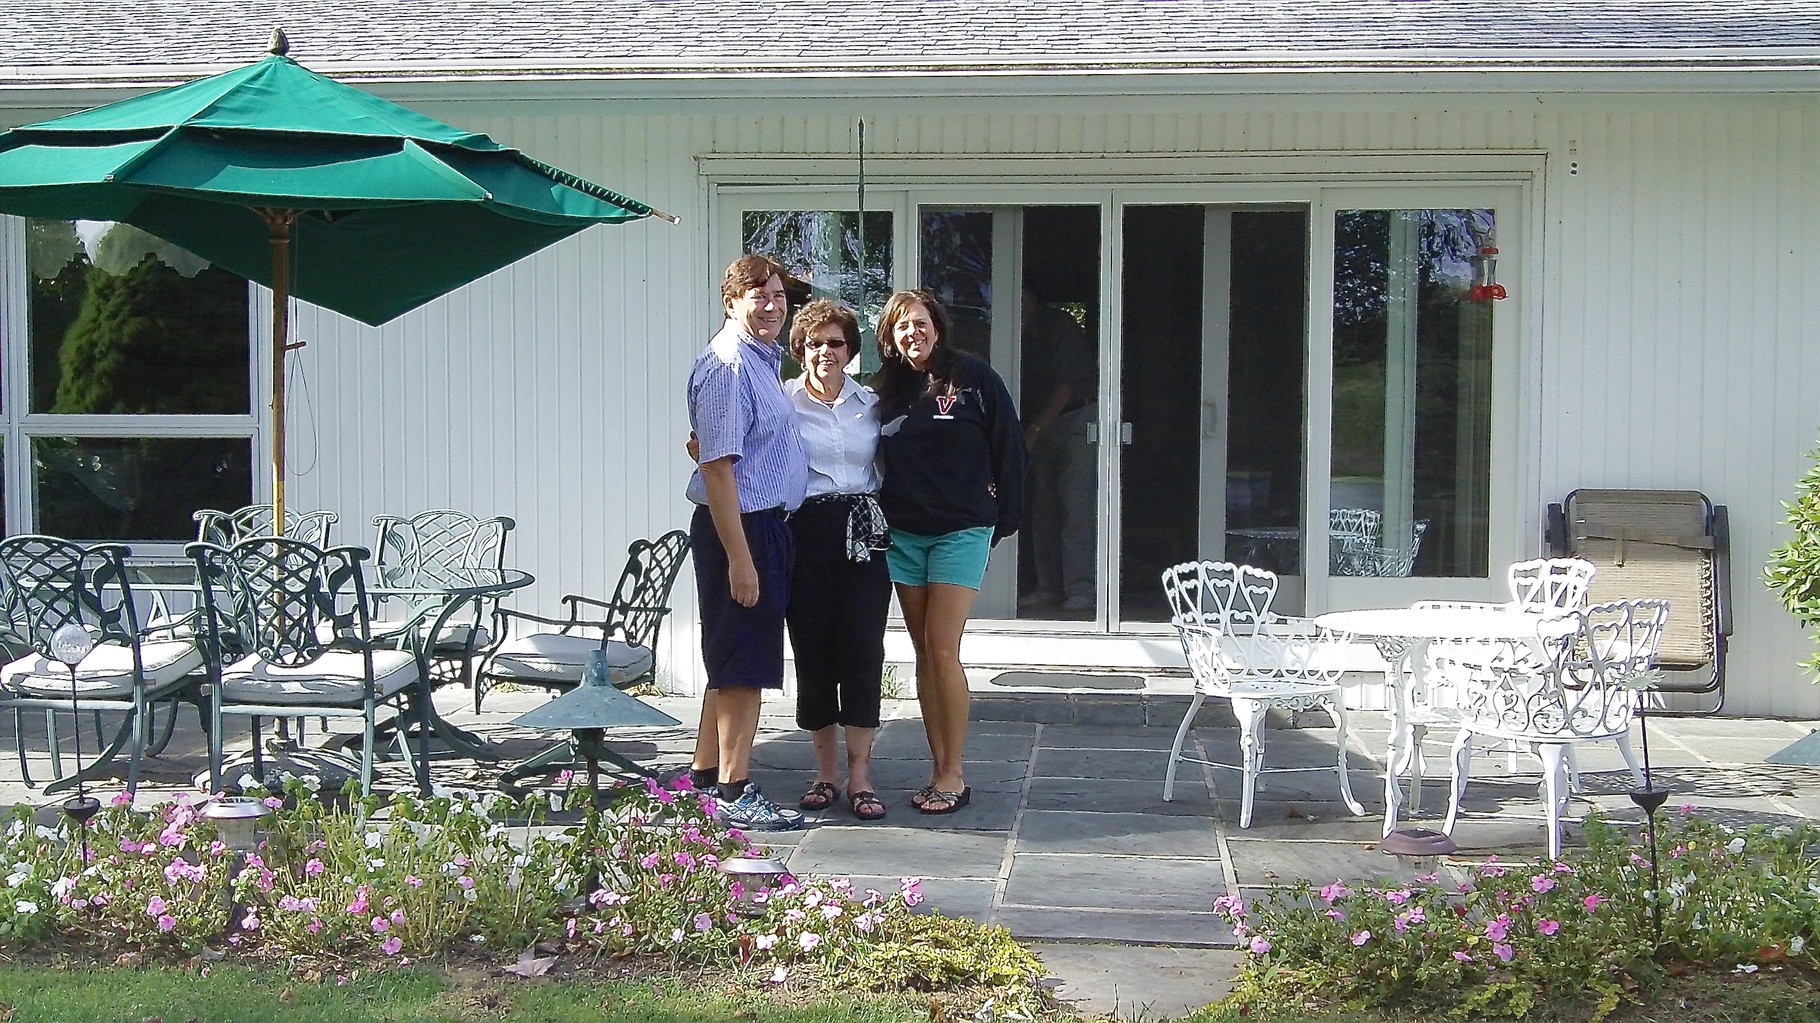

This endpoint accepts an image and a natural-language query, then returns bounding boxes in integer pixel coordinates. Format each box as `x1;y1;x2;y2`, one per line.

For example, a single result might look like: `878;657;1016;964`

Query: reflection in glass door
1328;209;1493;579
1119;207;1309;622
916;206;1102;623
740;209;894;372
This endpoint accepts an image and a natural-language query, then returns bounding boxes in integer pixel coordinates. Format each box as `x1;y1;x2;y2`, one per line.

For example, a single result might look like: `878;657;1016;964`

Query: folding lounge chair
1546;489;1732;712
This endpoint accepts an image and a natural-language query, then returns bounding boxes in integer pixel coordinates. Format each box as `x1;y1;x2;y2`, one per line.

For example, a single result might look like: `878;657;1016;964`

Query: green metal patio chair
187;536;422;795
0;535;205;795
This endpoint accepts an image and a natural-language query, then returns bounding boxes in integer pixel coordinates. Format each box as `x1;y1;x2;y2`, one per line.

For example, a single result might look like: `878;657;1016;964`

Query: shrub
1211;810;1820;1020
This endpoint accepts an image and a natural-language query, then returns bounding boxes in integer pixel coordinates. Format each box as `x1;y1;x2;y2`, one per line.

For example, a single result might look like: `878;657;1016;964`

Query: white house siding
20;93;1812;717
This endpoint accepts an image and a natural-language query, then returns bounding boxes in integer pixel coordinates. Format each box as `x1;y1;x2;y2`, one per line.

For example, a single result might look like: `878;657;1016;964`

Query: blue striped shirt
685;320;809;512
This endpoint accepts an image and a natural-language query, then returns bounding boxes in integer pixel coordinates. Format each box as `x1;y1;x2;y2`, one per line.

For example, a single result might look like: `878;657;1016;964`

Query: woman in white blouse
781;299;892;820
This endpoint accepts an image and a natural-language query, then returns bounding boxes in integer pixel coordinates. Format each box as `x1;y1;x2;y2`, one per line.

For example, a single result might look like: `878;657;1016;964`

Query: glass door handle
1202;400;1219;438
1119;422;1134;446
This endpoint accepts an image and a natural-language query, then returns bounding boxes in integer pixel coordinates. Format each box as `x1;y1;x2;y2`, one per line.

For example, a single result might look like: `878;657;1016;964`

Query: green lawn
0;963;939;1023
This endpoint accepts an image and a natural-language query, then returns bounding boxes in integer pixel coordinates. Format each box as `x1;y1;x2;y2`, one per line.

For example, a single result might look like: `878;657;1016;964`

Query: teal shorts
886;526;994;590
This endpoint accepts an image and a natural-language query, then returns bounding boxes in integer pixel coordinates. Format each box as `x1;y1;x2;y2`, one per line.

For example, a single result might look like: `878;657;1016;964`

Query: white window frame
0;215;262;555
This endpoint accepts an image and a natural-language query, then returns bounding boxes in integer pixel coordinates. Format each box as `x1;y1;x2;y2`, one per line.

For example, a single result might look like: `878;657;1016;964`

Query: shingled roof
6;0;1820;85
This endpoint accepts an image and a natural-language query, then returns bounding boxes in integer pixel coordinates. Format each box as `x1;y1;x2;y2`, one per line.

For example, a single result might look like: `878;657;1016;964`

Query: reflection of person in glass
682;254;811;832
1018;289;1097;614
782;299;892;822
873;290;1026;815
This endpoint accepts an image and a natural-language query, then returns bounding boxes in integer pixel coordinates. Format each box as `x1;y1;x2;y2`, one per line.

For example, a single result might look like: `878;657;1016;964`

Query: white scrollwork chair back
1160;560;1363;828
1442;598;1669;859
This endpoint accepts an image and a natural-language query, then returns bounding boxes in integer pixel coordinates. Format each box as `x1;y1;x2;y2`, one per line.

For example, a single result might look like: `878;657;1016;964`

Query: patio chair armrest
139;607;204;642
1712;504;1734;637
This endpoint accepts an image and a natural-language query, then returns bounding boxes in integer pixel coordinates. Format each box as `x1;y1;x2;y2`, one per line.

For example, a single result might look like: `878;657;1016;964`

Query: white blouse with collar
786;375;881;498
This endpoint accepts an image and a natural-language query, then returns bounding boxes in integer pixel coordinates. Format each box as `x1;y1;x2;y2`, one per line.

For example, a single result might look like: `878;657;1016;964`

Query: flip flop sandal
916;786;971;816
798;780;841;812
849;790;887;821
910;784;940;810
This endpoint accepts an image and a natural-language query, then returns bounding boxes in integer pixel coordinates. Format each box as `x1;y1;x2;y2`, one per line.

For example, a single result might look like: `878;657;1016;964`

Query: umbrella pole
259;210;300;527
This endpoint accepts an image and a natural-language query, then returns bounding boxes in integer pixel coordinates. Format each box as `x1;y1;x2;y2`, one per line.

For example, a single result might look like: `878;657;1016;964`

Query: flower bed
1211;809;1820;1020
0;776;1044;1012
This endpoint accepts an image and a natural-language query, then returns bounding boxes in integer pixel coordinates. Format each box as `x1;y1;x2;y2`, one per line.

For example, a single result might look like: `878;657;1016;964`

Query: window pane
1330;209;1493;578
28;219;251;415
741;210;893;374
34;437;254;541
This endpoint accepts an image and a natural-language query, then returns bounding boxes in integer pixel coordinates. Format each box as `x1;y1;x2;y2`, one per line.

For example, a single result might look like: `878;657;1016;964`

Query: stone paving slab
1226;838;1420;888
1025;776;1216;815
1008;907;1234;946
1033;942;1242;1020
1005;853;1224;913
1015;809;1220;858
787;825;1009;879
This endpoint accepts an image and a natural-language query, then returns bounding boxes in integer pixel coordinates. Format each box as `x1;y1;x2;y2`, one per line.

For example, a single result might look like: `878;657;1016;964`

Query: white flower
5;870;28;889
364;831;383;850
14;900;38;915
1791;936;1807;955
237;772;259;792
550;795;565;813
1727;838;1746;855
50;876;75;899
1733;963;1759;974
34;826;57;841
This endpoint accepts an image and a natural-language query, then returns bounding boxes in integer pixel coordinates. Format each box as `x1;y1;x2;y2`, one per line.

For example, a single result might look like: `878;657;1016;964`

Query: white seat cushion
1;639;205;699
486;633;653;688
219;649;419;706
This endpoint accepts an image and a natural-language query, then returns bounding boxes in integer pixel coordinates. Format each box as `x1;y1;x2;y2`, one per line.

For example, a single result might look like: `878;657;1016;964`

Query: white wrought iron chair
1161;560;1365;827
1332;518;1430;577
1506;557;1597;612
1440;598;1668;859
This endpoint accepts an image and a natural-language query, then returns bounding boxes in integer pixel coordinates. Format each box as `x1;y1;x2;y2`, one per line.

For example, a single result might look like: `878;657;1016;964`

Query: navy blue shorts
693;504;794;690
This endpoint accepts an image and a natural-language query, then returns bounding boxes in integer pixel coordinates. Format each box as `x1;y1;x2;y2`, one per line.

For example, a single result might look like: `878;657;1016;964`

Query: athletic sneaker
719;783;805;831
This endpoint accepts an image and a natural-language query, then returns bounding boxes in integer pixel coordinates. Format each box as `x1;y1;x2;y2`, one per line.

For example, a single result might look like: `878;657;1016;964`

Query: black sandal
849;790;887;821
910;784;940;810
917;786;971;816
799;780;840;812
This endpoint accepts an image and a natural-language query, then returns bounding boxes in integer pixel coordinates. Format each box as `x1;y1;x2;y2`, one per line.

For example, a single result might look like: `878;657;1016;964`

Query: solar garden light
1379;826;1459;876
201;794;275;933
1622;667;1670;951
719;849;791;917
50;623;100;862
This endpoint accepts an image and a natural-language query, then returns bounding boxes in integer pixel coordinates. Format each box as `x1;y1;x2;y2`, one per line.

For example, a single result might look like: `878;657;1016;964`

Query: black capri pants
787;495;892;730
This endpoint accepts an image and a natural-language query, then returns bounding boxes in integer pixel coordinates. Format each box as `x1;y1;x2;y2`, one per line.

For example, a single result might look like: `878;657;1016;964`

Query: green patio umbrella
0;31;674;522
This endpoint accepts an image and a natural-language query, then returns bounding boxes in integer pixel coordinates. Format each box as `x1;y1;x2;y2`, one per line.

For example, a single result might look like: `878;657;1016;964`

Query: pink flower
242;911;260;931
262;796;283;810
457;875;475;890
1324;909;1347;920
674;851;696;870
382;937;403;956
306;918;323;934
1405;906;1427;925
146;896;167;917
390;908;406;926
900;877;924;908
1351;931;1372;946
1484;915;1511;942
405;875;424;888
372;917;390;933
111;791;133;807
304;858;325;877
1248;936;1272;955
1583;894;1607;913
693;912;713;932
1531;875;1556;894
1537;918;1560;936
1453;950;1473;962
1494;942;1515;962
1319;882;1350;904
156;914;177;932
798;932;822;952
1384;889;1412;905
639;853;661;869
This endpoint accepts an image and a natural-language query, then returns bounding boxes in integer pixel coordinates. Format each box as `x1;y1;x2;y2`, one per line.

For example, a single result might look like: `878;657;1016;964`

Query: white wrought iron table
1314;605;1550;836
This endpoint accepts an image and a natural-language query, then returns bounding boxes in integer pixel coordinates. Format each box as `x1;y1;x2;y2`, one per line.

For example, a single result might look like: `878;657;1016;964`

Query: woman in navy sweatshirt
872;289;1026;815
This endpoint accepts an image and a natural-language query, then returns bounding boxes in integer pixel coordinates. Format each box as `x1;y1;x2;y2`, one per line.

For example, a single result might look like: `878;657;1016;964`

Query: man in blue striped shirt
682;254;810;830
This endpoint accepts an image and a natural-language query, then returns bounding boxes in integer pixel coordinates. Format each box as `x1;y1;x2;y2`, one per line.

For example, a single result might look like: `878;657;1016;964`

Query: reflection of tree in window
24;221;254;541
29;222;250;416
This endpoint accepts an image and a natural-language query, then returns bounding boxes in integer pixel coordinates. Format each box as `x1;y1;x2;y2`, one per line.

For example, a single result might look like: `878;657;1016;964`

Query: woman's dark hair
873;289;958;415
787;298;862;362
